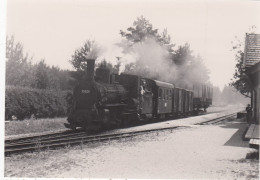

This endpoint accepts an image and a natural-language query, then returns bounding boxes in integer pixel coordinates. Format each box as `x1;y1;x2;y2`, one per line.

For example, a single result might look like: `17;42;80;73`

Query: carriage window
159;89;162;98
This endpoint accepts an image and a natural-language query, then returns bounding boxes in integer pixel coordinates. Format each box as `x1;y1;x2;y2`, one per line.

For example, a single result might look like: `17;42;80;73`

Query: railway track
5;112;239;155
195;113;237;125
5;129;88;144
5;126;180;155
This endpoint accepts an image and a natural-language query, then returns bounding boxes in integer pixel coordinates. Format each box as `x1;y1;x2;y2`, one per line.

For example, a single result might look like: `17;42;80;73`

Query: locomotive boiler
65;59;129;130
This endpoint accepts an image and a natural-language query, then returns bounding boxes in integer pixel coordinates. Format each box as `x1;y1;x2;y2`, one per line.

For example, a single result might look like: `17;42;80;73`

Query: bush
5;86;72;120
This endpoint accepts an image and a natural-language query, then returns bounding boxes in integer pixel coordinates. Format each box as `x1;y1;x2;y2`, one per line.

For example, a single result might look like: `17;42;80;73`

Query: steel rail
5;129;85;144
195;113;237;125
5;126;180;155
5;131;89;145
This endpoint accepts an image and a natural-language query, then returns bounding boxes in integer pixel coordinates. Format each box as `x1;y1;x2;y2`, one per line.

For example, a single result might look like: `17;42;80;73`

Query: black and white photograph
1;0;260;179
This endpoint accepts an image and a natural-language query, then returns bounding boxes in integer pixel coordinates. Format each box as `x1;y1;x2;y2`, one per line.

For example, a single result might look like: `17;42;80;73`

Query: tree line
213;85;249;106
5;16;250;119
6;36;73;90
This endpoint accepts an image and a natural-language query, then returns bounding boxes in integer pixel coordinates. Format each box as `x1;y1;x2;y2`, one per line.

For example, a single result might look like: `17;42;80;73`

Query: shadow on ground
219;118;249;148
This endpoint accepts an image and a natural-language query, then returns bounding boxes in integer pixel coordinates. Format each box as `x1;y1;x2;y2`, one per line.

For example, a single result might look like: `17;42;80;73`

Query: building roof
154;80;174;89
244;34;260;68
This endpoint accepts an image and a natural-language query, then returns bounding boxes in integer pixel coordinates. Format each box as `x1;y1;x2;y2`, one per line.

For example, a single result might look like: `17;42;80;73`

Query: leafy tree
70;40;98;71
97;59;121;74
34;60;49;89
229;37;251;98
120;16;174;52
34;62;73;90
58;70;74;90
48;66;61;90
6;36;35;87
120;16;159;43
172;43;193;65
6;36;74;91
97;59;113;70
69;39;102;84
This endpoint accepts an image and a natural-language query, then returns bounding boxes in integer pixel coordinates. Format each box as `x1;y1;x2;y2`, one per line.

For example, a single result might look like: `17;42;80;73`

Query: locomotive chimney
86;59;95;81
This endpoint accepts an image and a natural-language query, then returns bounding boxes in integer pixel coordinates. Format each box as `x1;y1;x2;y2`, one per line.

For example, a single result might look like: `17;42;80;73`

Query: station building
244;33;260;125
243;34;260;148
247;61;260;124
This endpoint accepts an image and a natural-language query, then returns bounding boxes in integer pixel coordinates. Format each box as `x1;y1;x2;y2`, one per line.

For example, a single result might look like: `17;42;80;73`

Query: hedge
5;86;72;120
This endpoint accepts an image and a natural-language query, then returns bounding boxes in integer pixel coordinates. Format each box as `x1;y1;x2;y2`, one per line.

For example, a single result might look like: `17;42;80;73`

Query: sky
5;0;260;89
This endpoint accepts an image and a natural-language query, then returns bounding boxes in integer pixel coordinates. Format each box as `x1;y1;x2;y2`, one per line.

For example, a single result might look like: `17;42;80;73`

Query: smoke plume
120;38;178;81
118;37;210;89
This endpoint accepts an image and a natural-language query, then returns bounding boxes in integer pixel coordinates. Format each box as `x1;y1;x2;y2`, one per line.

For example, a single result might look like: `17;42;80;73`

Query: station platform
245;124;260;148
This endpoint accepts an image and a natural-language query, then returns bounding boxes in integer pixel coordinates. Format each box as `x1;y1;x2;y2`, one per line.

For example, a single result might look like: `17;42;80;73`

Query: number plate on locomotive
81;90;90;93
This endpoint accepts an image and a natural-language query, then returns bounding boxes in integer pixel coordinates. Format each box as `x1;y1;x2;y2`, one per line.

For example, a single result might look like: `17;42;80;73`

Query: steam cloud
118;38;210;89
121;38;177;81
86;42;103;59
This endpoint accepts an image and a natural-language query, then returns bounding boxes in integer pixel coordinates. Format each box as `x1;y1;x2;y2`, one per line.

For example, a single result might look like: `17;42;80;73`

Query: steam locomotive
64;59;213;131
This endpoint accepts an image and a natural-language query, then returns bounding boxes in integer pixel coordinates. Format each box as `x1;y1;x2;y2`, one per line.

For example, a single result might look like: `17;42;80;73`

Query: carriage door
140;79;153;114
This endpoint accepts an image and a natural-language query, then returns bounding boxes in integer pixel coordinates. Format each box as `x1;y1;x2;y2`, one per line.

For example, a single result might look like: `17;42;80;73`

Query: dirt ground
5;117;259;179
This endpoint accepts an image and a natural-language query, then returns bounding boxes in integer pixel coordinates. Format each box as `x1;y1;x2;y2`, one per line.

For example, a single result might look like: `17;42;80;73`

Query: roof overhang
154;80;174;88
